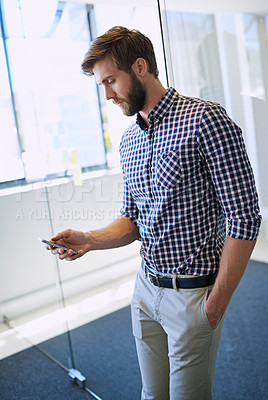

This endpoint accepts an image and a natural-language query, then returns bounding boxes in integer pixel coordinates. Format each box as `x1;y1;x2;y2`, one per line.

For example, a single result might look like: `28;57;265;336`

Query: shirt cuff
120;209;138;226
227;217;262;241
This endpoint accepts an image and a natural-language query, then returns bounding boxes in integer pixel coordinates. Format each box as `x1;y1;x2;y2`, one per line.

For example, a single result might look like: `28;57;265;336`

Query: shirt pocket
156;151;182;188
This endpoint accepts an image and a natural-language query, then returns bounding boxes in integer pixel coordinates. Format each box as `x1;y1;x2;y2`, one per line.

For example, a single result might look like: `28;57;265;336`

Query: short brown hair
81;26;159;78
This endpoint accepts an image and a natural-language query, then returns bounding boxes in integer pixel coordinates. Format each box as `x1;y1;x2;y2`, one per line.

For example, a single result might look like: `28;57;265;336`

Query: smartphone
38;237;78;255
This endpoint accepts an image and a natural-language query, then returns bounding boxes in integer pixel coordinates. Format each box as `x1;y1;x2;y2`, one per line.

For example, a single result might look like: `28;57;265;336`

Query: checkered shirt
119;87;262;276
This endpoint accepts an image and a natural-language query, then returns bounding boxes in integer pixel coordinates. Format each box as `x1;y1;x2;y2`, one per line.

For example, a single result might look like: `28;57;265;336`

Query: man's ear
132;58;147;76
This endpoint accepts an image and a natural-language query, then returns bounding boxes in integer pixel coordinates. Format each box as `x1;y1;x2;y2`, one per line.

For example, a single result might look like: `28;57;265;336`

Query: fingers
58;249;84;261
45;245;78;258
45;245;57;253
50;246;61;255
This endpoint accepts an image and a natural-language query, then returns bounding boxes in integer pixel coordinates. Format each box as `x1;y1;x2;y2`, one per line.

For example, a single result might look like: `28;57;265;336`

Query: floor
0;268;138;360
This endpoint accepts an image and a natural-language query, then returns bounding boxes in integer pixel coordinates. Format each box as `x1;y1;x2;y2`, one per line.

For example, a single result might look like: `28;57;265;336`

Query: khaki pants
131;266;226;400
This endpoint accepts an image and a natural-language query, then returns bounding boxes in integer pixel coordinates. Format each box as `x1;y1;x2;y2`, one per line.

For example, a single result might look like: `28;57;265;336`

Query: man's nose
104;86;116;101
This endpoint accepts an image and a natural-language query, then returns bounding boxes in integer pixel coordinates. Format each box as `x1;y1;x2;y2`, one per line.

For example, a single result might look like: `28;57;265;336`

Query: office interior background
0;0;268;396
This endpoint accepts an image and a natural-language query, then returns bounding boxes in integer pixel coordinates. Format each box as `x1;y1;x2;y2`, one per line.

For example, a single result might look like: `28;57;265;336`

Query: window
0;13;24;183
0;0;106;185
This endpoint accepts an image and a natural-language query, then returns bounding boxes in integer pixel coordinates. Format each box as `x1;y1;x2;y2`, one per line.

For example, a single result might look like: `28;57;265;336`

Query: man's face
93;56;146;116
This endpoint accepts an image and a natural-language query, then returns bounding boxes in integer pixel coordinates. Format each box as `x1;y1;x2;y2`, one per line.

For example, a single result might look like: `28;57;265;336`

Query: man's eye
108;79;115;84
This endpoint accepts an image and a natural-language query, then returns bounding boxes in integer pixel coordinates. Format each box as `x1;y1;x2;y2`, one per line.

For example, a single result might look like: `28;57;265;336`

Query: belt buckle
172;276;179;290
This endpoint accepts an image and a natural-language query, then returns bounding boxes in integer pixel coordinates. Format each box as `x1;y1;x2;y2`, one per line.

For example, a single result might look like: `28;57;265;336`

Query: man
48;27;261;399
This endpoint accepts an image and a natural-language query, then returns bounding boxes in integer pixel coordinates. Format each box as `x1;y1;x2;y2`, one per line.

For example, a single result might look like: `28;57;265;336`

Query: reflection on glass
243;15;265;100
165;11;225;105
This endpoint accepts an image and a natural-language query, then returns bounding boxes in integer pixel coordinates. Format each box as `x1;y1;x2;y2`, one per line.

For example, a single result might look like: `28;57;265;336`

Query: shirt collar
136;87;178;130
136;112;148;131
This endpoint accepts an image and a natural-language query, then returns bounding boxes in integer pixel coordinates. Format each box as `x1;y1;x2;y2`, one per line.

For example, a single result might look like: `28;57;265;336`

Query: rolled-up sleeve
198;104;262;240
120;174;139;225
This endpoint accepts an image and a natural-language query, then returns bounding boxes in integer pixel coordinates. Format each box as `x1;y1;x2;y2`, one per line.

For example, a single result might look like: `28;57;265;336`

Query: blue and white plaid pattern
119;88;261;276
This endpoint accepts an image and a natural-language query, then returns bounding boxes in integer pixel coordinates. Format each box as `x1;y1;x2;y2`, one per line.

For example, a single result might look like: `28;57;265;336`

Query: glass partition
0;0;105;388
0;183;73;368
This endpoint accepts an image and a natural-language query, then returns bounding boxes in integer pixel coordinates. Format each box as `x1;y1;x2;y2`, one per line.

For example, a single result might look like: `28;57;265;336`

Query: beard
119;71;147;116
